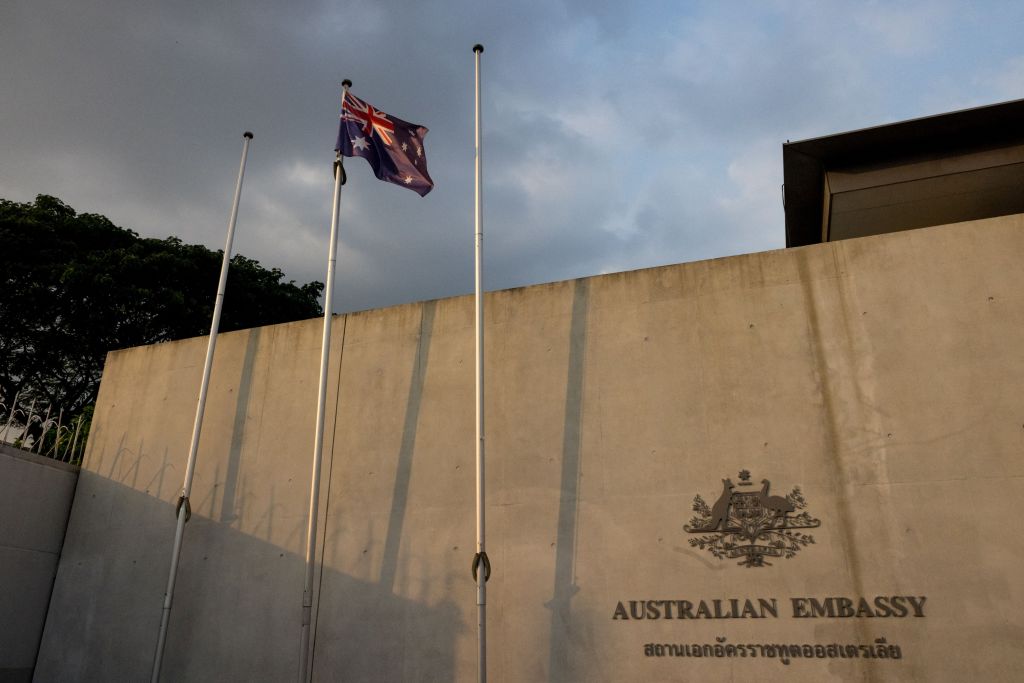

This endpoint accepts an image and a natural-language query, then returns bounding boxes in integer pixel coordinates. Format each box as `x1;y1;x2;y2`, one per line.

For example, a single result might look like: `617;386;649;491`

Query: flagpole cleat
471;551;491;582
175;495;191;523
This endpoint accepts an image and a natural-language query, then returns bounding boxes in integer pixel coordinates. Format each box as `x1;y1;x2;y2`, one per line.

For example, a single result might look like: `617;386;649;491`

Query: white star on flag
351;136;370;151
403;175;413;184
402;142;408;151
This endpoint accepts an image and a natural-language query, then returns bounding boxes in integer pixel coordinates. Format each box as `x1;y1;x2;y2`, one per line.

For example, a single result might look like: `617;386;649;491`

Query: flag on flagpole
336;91;434;196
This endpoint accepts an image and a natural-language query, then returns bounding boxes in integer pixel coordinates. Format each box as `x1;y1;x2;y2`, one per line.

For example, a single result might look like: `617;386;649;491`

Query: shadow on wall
548;278;590;682
35;471;462;682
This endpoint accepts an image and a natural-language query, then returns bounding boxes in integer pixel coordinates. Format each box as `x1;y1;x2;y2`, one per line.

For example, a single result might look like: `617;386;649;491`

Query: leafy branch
786;486;807;509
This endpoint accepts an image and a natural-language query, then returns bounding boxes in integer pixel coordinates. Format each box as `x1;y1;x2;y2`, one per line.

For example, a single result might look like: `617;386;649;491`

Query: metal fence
0;391;88;463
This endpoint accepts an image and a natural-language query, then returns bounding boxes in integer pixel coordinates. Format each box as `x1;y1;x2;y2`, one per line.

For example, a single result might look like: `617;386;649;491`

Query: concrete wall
36;216;1024;681
0;445;77;683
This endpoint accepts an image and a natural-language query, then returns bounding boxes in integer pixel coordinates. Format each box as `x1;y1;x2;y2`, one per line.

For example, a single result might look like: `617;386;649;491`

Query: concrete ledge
0;443;80;474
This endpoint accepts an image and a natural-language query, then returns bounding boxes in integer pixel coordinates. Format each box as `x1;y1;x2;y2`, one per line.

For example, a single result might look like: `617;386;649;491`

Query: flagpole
298;80;350;683
471;43;490;683
151;131;254;683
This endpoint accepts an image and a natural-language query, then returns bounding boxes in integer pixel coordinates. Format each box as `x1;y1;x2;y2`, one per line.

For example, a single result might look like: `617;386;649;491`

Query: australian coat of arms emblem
684;470;820;568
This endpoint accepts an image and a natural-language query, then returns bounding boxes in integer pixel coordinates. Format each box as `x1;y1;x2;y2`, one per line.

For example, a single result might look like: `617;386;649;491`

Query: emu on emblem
684;470;820;568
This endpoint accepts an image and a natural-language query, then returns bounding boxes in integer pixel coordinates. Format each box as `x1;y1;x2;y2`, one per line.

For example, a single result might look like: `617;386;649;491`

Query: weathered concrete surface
36;216;1024;681
0;444;77;682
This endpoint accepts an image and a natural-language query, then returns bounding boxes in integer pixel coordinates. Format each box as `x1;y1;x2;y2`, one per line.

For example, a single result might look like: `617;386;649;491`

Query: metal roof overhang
783;98;1024;247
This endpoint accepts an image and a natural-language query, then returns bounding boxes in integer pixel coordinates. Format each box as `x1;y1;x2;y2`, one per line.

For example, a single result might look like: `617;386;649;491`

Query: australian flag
335;91;434;196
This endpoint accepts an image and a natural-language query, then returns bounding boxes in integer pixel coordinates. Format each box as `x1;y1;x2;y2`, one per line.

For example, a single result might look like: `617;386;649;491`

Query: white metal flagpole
151;131;254;683
297;80;350;683
471;43;491;683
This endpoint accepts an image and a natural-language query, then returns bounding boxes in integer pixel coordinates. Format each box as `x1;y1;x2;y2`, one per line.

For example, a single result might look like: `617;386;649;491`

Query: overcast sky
2;1;1022;313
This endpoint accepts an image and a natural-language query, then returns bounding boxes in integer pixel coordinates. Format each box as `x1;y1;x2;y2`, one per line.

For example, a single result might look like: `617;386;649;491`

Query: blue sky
2;0;1022;312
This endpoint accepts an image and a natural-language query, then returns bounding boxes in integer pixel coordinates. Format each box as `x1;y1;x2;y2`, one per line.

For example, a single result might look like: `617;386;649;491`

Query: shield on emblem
729;491;768;541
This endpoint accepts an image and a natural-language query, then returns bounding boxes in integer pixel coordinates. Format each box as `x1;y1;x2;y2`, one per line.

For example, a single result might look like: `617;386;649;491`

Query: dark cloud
2;1;1022;313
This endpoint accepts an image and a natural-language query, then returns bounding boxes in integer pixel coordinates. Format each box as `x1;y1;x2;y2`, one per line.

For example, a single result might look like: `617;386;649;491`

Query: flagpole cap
342;79;352;88
243;131;254;140
473;44;484;53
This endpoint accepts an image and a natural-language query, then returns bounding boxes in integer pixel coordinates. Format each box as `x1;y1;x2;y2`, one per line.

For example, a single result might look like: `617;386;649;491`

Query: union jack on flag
335;91;434;196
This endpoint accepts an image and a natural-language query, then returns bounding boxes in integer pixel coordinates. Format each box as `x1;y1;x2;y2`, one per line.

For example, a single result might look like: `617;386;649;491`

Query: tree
0;194;323;421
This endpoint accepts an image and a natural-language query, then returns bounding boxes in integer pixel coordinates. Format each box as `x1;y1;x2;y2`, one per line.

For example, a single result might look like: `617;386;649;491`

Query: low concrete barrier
0;444;77;682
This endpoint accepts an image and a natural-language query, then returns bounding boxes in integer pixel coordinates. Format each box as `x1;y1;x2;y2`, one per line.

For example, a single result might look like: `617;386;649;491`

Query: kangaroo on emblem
758;479;795;524
703;478;734;530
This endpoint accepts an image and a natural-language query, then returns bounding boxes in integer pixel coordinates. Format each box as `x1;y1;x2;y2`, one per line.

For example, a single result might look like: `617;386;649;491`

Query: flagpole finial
243;131;253;140
473;44;484;53
342;79;352;88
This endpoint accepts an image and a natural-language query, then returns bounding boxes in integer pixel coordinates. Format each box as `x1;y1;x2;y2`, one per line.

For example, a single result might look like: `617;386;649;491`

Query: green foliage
0;194;323;419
